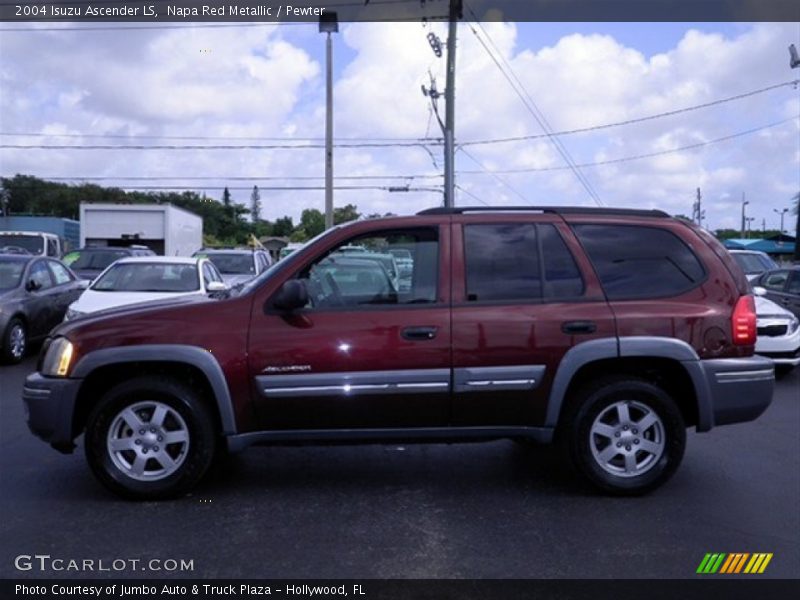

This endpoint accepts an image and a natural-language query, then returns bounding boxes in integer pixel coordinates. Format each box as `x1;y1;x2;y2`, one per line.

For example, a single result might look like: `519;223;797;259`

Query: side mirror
271;280;308;311
752;286;767;297
77;279;91;290
206;281;228;293
25;279;41;292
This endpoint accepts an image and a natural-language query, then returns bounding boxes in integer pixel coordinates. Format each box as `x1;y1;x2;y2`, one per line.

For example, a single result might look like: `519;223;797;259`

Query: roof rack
417;206;670;218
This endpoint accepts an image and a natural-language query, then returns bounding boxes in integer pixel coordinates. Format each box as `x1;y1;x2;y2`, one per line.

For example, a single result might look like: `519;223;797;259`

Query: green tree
300;208;325;238
272;216;294;237
334;203;360;225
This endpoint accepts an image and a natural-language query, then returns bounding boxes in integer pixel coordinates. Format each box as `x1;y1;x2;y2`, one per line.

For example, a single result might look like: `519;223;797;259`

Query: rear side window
573;224;705;300
465;224;541;301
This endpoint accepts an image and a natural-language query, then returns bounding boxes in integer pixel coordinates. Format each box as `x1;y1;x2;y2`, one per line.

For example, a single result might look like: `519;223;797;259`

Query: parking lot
1;356;798;579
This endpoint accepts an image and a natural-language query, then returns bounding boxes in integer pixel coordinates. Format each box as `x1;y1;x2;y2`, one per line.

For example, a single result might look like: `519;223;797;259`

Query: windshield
732;253;773;274
0;234;43;255
65;249;129;271
91;263;200;292
0;259;26;290
202;254;255;274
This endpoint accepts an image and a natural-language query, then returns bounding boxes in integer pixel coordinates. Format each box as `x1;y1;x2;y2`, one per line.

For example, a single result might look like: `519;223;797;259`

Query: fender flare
71;344;237;434
545;336;712;430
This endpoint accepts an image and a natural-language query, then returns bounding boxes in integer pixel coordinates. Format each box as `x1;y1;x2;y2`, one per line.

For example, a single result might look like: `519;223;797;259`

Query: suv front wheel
563;376;686;495
85;376;216;500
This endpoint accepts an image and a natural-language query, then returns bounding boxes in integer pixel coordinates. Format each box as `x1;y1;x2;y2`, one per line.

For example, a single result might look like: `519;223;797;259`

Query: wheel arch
546;337;707;430
71;345;236;439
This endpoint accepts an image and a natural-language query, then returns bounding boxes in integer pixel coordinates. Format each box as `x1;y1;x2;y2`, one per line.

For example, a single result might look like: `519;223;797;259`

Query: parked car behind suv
192;248;272;287
23;207;773;499
728;249;779;282
754;266;800;318
1;254;84;363
62;245;156;281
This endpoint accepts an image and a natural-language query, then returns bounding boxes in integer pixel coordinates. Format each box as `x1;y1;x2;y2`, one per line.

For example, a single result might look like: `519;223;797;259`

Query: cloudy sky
1;19;798;232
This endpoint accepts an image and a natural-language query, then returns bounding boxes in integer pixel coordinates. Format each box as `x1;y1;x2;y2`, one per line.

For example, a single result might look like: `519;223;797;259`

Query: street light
745;217;755;237
774;208;789;233
320;12;338;230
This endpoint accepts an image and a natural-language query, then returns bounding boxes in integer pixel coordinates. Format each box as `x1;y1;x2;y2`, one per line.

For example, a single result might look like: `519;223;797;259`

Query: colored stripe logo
697;553;773;574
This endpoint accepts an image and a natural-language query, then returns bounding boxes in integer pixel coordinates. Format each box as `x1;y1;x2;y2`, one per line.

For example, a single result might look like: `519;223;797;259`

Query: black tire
84;376;217;500
774;365;794;379
560;376;686;495
1;317;27;364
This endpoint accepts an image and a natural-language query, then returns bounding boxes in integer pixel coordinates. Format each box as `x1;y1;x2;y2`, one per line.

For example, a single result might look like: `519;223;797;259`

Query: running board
226;426;554;452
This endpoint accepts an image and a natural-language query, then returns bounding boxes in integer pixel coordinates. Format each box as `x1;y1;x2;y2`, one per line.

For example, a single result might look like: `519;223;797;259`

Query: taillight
732;295;757;345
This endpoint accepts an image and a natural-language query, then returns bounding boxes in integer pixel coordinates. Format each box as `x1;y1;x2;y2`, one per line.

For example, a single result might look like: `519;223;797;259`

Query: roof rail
417;206;670;218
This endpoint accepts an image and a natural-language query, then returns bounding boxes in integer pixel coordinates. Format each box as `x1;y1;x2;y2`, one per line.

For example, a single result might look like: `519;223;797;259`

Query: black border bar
1;0;799;23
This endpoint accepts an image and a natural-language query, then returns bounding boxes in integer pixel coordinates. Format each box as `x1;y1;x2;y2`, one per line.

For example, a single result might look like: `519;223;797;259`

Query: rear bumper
697;356;775;429
22;372;82;453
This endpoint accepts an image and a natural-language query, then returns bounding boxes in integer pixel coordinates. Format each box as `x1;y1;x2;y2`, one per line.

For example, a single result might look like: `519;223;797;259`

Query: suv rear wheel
85;376;216;500
563;376;686;495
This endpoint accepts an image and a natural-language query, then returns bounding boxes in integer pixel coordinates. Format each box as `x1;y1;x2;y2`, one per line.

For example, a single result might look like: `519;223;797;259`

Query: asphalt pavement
1;356;798;579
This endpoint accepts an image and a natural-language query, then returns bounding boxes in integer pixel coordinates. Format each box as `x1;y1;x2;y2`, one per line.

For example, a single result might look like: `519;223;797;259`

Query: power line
465;11;604;206
457;146;530;204
0;141;442;150
457;116;798;174
1;184;444;192
454;184;490;206
3;77;793;146
33;174;444;181
0;131;441;143
461;79;800;146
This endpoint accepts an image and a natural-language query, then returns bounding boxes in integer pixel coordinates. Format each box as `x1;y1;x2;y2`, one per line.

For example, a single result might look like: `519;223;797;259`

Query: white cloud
0;21;797;231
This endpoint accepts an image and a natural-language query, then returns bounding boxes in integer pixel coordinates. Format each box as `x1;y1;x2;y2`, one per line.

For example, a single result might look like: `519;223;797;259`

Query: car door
450;216;616;427
248;224;451;430
46;260;82;319
23;260;60;338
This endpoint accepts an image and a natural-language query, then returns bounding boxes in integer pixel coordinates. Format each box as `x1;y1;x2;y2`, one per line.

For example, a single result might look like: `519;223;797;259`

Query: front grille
757;324;788;337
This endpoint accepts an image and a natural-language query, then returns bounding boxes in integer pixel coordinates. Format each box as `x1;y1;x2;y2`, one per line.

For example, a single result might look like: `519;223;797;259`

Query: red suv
23;207;774;499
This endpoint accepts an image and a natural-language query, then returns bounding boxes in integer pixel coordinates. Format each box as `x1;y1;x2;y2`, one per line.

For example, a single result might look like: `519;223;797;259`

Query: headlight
41;337;75;377
64;308;84;321
790;317;800;334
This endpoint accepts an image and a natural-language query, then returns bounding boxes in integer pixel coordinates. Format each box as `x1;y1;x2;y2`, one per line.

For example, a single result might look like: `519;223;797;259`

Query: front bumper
698;356;775;428
22;372;83;453
756;324;800;366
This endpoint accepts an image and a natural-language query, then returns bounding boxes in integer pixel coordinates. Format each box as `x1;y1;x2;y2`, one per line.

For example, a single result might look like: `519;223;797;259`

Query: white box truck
79;203;203;256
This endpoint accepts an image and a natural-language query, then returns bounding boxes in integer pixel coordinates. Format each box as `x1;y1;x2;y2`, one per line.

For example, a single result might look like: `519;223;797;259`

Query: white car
754;290;800;375
65;256;227;320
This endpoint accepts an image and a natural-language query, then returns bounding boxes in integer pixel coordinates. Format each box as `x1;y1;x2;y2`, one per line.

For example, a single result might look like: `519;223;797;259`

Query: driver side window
297;228;439;310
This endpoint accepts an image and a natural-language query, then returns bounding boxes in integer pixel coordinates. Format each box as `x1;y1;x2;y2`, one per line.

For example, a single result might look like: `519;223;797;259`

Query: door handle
402;326;438;341
561;320;597;334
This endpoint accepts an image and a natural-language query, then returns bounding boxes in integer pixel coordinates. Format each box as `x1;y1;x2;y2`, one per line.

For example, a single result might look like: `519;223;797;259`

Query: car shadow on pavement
195;440;589;499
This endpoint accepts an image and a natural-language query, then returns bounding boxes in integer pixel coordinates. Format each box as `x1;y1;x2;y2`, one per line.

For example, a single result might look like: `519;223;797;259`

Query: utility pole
320;13;338;229
740;193;749;238
692;187;705;228
443;0;462;208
